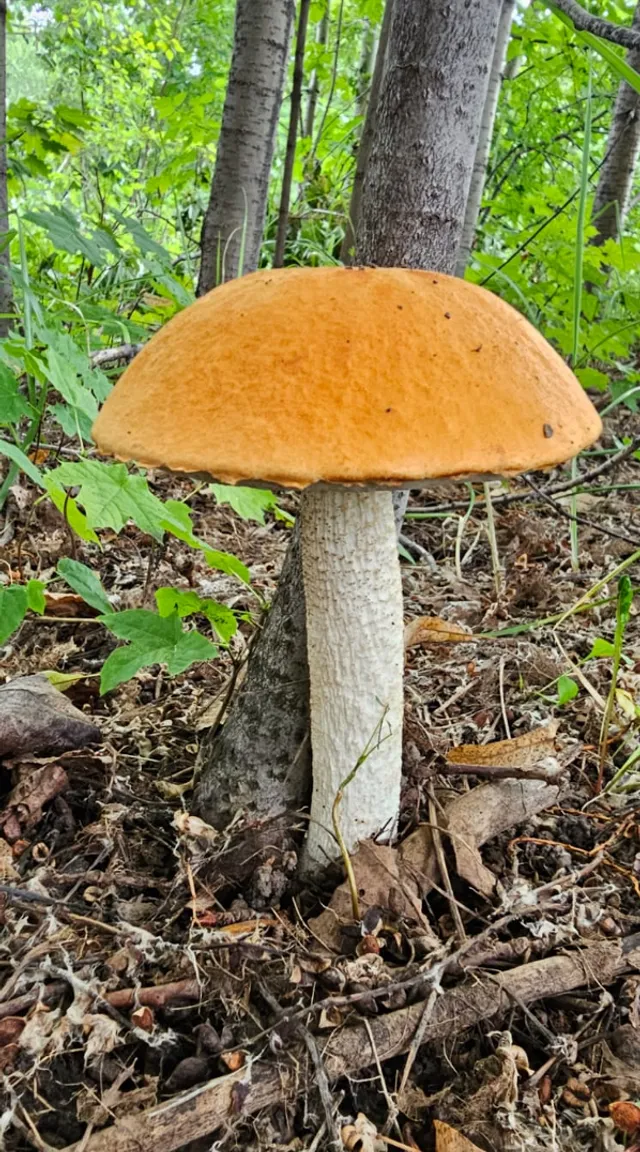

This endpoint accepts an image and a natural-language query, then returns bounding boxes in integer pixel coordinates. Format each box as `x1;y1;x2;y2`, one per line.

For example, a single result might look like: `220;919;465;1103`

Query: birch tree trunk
0;0;11;335
195;0;502;838
591;1;640;247
197;0;294;294
455;0;515;276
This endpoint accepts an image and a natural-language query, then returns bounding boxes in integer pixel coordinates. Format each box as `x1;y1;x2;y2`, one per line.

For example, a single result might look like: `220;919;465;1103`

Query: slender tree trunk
0;0;12;335
197;0;294;294
195;0;502;838
591;1;640;247
455;0;515;276
304;7;329;139
356;19;376;119
340;0;393;265
274;0;312;268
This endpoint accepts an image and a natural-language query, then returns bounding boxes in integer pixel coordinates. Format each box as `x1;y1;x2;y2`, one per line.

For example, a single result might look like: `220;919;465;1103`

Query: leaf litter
1;411;640;1150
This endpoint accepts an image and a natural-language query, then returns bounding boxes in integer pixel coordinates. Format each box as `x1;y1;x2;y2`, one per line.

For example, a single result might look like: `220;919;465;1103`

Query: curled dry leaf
446;721;560;776
173;811;219;843
404;615;472;649
341;1112;385;1151
0;838;18;881
0;761;69;842
610;1100;640;1136
434;1121;484;1152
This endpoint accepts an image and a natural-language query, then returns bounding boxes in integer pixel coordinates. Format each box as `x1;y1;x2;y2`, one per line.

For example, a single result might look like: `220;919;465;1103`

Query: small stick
483;482;502;595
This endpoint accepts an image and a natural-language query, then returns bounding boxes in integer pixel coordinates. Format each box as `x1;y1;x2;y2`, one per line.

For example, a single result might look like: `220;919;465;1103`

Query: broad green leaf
210;483;279;525
575;367;609;391
0;584;28;643
579;32;640;95
0;438;44;486
113;211;172;261
26;578;46;615
155;587;203;618
618;574;633;632
557;675;579;705
57;558;112;614
203;549;250;585
0;363;32;424
200;600;237;644
98;608;217;693
44;479;100;545
44;345;98;439
25;207;106;266
50;460;167;540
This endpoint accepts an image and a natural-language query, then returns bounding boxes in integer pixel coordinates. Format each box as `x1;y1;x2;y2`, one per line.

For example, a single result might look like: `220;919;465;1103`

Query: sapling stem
483;482;501;596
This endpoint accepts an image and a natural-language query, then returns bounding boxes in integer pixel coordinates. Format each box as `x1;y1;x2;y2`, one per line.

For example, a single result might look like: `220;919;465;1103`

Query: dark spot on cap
386;407;392;413
432;279;438;284
472;345;482;353
397;304;403;310
543;424;554;439
444;312;451;319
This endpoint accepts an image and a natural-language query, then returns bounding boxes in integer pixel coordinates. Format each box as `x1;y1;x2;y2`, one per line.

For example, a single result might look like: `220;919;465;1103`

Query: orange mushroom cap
92;266;602;488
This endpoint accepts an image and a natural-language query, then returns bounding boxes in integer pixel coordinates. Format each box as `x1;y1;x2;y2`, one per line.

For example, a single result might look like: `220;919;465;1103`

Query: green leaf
44;345;98;440
50;460;167;540
575;367;609;391
25;207;106;266
0;584;28;643
98;609;217;693
557;675;579;705
0;438;44;486
57;558;112;614
203;549;250;585
44;480;100;545
113;211;172;261
26;578;46;615
210;484;280;525
588;637;616;659
579;31;640;95
155;586;203;618
617;574;633;632
0;363;32;424
200;600;237;644
41;670;89;692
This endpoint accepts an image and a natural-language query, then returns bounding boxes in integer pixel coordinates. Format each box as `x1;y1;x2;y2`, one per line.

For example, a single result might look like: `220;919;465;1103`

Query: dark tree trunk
197;0;294;294
591;2;640;247
274;0;313;268
304;6;329;139
0;0;11;335
340;0;394;265
455;0;515;275
195;0;502;836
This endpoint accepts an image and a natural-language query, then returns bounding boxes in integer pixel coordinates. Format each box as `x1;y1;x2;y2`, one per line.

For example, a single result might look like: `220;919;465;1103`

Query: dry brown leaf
448;779;559;897
404;616;472;649
434;1121;484;1152
307;840;436;952
611;1101;640;1136
0;674;100;759
43;591;91;616
447;722;559;769
0;761;69;842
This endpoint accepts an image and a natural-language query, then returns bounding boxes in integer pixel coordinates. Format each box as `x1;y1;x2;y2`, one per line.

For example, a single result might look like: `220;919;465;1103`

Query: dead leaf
0;761;69;842
173;811;219;842
611;1101;640;1136
434;1121;484;1151
0;674;100;759
405;616;472;649
307;840;437;952
341;1113;385;1151
43;591;92;617
447;722;559;770
0;1017;25;1047
0;838;18;881
220;1050;245;1072
447;779;559;897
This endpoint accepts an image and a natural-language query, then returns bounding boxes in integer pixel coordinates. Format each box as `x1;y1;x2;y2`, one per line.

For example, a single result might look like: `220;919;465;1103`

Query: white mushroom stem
300;485;405;867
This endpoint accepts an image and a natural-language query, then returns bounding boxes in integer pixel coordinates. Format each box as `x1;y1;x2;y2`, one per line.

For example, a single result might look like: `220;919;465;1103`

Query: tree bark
455;0;515;276
304;6;329;140
197;0;294;294
196;0;502;838
340;0;394;265
0;0;11;335
591;1;640;247
274;0;313;268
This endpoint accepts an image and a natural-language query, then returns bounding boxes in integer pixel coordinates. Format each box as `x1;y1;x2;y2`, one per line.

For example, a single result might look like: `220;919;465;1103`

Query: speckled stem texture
591;1;640;247
301;487;404;865
197;0;294;294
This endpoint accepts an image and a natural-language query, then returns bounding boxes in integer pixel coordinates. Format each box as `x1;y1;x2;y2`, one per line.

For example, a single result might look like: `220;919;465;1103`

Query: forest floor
1;402;640;1152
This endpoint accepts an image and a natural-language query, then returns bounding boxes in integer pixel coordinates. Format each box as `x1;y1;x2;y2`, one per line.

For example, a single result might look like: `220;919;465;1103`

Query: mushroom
92;266;602;867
